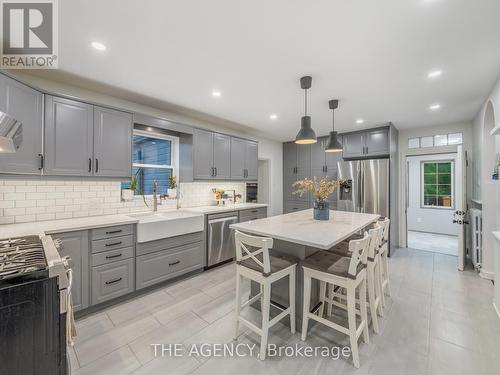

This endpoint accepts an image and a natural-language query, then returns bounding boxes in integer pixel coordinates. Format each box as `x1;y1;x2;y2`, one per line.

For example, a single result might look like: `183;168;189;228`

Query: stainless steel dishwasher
207;211;239;267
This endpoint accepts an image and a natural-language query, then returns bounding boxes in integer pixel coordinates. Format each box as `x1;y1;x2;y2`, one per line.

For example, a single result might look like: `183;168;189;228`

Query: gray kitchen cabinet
365;128;390;157
245;140;258;180
93;106;133;178
342;127;390;159
91;258;134;305
0;74;43;174
53;230;90;312
283;201;310;214
230;137;246;179
213;132;231;179
283;142;311;203
230;137;258;180
44;95;94;176
193;128;231;179
342;132;365;159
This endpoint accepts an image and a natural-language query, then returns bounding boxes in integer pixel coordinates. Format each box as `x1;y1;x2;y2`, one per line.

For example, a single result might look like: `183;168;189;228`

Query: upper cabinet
193;128;230;179
44;95;132;178
0;74;43;174
230;137;258;180
44;96;94;176
193;128;258;180
93;106;132;178
342;127;389;159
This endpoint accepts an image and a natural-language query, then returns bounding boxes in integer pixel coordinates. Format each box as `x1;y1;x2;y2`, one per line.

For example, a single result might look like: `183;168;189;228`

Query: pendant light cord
304;89;308;116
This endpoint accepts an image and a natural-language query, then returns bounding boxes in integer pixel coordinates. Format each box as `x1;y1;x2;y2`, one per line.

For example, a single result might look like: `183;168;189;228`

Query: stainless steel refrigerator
337;159;390;235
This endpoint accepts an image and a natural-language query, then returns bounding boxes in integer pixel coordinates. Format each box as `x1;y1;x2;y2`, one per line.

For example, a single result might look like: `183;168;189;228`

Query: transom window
421;161;454;209
122;130;178;195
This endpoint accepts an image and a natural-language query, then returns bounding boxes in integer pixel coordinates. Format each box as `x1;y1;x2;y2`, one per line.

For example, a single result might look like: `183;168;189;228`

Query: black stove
0;235;48;285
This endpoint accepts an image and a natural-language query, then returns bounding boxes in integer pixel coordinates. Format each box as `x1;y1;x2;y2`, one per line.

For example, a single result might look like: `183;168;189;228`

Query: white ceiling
57;0;500;141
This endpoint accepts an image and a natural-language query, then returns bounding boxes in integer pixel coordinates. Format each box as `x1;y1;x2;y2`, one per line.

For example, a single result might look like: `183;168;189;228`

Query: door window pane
408;138;420;149
447;133;463;145
420;136;434;148
421;161;454;209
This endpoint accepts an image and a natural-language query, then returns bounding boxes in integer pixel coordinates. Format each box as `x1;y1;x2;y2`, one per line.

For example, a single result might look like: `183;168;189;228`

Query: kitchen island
230;209;379;327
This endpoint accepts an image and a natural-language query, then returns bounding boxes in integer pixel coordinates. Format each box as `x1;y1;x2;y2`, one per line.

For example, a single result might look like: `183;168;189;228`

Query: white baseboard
493;302;500;320
479;269;495;280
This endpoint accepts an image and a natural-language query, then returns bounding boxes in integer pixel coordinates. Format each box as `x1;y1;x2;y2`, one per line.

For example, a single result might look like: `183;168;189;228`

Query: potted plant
122;168;148;206
293;176;342;220
168;174;178;197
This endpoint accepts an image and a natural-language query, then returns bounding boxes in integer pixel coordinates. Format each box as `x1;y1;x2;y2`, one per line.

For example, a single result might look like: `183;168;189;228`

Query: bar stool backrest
234;230;273;275
380;218;390;243
347;232;370;278
367;223;382;261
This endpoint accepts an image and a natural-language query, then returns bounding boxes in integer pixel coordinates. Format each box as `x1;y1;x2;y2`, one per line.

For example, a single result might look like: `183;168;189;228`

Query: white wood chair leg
359;277;369;344
233;273;242;339
367;269;380;334
375;261;384;317
383;253;391;297
318;280;326;317
289;267;296;334
347;284;360;369
259;282;271;360
301;273;312;341
260;283;264;311
327;283;334;316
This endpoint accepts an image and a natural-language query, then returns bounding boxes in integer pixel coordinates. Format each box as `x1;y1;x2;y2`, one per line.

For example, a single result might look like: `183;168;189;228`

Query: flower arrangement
293;176;343;202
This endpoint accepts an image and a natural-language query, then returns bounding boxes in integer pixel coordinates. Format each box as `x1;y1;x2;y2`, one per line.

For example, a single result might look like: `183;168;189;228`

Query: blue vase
313;200;330;220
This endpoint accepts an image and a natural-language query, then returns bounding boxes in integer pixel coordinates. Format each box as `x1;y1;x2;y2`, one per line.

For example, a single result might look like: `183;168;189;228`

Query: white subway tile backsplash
0;179;246;223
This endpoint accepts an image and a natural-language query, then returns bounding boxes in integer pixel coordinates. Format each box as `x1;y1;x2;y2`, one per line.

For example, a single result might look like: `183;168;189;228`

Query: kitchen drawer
136;231;204;257
239;215;262;223
92;246;134;267
136;242;203;290
283;201;310;214
91;258;134;305
91;234;134;254
239;207;267;218
91;224;134;240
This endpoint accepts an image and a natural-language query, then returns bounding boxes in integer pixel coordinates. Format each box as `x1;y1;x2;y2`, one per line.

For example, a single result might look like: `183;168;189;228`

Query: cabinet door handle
215;167;217;177
325;165;328;173
105;253;122;259
88;158;92;173
106;229;122;234
105;241;122;247
105;277;122;285
38;154;44;170
95;158;99;173
169;260;180;266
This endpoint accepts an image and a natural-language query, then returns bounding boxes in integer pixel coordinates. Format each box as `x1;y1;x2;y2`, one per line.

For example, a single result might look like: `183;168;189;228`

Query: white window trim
132;129;179;197
420;160;455;210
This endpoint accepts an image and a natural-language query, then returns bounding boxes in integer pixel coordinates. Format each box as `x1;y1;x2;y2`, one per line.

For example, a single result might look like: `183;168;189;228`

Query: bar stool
233;230;298;360
378;218;391;307
326;224;384;333
301;233;370;368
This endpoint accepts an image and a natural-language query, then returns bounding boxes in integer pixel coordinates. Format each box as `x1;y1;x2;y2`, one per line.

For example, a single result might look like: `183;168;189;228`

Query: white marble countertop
185;203;268;215
0;214;139;238
0;203;269;239
492;231;500;242
230;209;380;249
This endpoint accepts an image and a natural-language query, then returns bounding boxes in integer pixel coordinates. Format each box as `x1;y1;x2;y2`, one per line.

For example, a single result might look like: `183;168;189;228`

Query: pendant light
325;99;343;153
295;76;317;144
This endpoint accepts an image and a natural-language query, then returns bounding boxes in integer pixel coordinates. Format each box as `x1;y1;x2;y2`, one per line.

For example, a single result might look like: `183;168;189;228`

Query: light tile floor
407;231;458;256
70;249;499;375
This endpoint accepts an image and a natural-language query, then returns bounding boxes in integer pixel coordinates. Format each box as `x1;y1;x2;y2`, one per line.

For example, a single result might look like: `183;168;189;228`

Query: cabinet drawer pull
105;253;122;259
105;229;122;234
105;241;122;247
105;277;122;285
168;260;180;266
250;210;258;213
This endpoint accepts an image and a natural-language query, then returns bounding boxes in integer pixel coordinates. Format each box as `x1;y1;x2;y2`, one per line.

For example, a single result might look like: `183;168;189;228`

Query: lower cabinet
53;230;90;312
283;201;310;214
136;241;204;290
239;207;267;222
91;259;134;305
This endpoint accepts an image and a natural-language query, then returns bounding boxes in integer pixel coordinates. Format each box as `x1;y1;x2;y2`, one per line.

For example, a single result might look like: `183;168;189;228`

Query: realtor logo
1;0;58;68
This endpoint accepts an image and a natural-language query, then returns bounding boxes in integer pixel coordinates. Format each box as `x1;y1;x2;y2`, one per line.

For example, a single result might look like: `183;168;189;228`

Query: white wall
7;72;283;216
407;153;457;236
398;122;473;245
471;74;500;310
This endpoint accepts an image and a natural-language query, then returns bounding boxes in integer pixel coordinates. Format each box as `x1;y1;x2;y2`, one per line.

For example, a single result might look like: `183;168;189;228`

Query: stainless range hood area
0;111;22;153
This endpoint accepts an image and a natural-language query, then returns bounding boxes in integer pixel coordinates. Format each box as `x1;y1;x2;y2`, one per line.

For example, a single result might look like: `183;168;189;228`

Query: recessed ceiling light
428;70;442;79
91;41;106;51
429;104;441;110
355;119;364;124
212;90;222;97
270;114;278;120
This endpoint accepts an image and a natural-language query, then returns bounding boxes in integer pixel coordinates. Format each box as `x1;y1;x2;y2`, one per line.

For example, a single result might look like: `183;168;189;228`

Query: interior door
455;145;467;271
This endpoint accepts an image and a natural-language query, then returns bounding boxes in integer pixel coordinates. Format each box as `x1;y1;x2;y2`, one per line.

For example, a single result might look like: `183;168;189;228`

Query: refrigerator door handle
359;163;364;213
